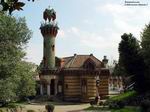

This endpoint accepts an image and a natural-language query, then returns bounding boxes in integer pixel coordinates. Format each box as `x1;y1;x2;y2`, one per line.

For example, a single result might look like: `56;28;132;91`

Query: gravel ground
24;103;90;112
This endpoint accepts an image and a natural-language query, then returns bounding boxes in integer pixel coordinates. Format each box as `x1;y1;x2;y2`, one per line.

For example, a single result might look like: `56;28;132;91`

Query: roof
61;54;104;69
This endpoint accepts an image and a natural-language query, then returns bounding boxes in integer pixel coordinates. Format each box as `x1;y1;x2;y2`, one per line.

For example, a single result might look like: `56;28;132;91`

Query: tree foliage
141;23;150;91
0;78;17;101
118;33;146;93
16;61;36;99
0;13;36;101
0;13;31;79
112;62;127;76
0;0;36;14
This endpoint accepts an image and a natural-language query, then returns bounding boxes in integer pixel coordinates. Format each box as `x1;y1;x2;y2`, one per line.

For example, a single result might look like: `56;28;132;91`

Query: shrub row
141;99;150;112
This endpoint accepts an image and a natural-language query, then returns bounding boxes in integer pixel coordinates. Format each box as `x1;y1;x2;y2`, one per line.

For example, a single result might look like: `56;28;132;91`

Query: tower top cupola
40;7;59;37
102;56;108;68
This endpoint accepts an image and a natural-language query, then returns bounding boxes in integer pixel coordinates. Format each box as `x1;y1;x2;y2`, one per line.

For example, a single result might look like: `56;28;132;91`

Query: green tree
141;23;150;91
0;78;17;101
112;62;127;76
0;13;35;101
16;61;36;100
118;33;146;93
0;13;31;79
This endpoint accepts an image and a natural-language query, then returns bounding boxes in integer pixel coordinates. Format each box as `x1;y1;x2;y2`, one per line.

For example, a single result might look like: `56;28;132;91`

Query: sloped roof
61;54;104;69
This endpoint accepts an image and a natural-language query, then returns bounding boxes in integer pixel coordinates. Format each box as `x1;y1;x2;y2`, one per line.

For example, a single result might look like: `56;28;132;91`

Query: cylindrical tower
40;8;58;69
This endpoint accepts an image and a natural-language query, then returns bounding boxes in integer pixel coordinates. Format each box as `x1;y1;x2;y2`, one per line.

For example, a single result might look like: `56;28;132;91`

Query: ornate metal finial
43;7;56;22
48;5;51;9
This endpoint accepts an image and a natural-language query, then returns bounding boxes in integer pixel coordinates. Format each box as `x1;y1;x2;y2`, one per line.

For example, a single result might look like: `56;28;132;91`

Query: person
95;95;100;105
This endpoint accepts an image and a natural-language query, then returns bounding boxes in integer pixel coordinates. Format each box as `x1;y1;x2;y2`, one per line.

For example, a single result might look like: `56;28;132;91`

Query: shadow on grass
25;101;89;106
84;106;109;111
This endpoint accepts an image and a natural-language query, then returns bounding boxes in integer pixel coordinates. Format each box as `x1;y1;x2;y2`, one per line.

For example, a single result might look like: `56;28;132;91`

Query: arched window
83;58;96;70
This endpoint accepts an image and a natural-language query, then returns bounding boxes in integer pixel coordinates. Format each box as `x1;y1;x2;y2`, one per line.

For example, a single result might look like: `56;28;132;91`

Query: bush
117;101;125;108
141;99;150;112
109;102;119;109
45;104;55;112
109;101;125;109
27;110;35;112
7;103;18;108
99;101;104;106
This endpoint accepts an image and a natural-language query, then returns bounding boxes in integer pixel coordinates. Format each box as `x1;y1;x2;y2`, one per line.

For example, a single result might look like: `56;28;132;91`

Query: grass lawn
84;106;140;112
0;108;7;112
110;91;137;101
111;106;140;112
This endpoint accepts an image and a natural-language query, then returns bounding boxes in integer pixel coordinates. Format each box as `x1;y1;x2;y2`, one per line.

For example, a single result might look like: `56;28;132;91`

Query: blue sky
14;0;150;65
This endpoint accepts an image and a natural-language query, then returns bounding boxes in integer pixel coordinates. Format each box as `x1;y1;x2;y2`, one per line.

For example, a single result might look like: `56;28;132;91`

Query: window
81;79;87;94
85;62;95;70
83;58;96;70
52;45;55;51
65;84;68;89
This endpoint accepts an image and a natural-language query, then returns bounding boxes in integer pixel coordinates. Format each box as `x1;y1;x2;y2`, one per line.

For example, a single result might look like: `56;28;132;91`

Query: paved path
24;103;90;112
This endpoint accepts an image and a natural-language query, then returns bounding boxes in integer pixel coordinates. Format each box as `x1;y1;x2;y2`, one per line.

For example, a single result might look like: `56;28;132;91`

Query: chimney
74;53;77;56
90;53;93;56
102;56;108;68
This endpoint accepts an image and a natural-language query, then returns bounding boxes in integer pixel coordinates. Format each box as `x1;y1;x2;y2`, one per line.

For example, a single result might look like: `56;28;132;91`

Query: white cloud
96;3;150;40
60;26;119;60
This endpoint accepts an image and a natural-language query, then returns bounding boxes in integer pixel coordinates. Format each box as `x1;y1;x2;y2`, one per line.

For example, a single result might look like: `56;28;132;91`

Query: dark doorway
81;79;87;95
50;79;55;95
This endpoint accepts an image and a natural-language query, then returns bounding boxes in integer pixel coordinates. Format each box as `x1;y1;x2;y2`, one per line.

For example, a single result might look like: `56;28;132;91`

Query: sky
14;0;150;65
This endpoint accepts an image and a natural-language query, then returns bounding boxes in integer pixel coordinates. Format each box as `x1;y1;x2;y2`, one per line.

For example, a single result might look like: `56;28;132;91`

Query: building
109;76;124;94
39;8;110;102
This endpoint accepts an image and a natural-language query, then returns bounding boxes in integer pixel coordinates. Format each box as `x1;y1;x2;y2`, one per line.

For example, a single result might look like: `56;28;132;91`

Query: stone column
47;84;50;96
40;84;43;95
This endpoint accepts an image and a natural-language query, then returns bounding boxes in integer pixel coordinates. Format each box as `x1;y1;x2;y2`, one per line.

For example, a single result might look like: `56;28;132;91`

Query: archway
50;79;55;95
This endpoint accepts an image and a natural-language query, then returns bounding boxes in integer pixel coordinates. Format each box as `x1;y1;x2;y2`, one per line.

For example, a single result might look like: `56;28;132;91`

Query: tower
40;8;59;69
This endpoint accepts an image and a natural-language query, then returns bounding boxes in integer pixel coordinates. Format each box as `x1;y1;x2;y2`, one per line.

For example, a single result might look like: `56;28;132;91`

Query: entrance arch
50;79;55;95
